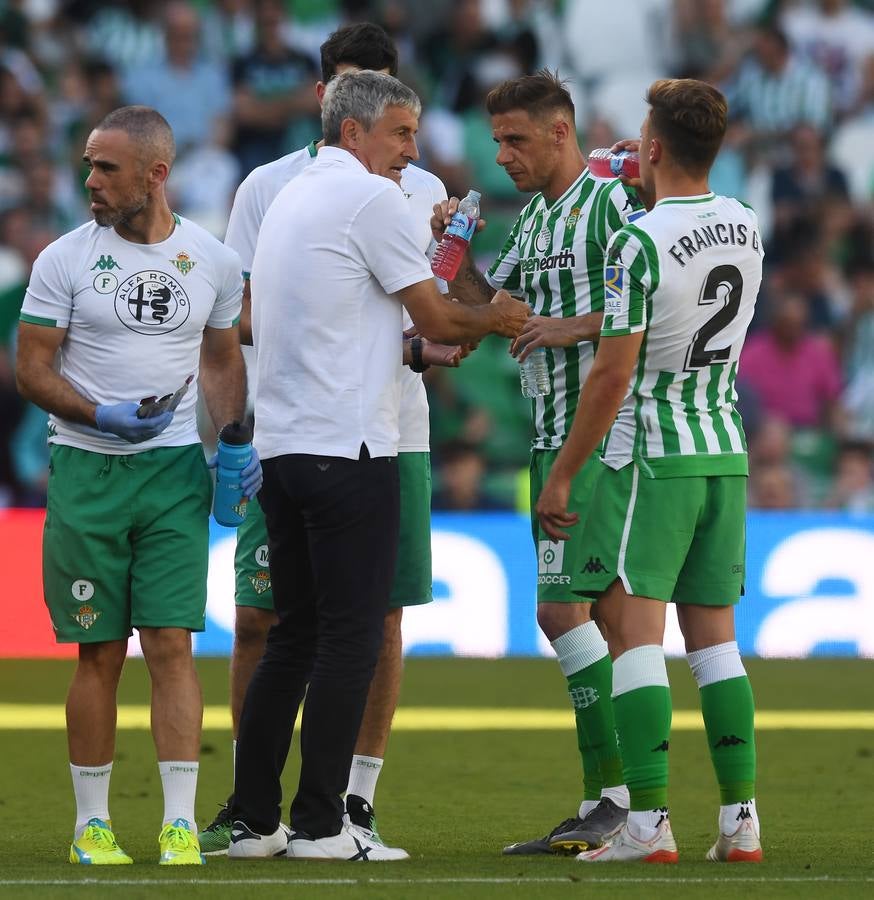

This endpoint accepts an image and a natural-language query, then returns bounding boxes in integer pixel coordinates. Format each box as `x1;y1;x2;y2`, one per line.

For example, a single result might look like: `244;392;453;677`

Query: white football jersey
20;215;243;454
225;142;447;452
600;193;764;477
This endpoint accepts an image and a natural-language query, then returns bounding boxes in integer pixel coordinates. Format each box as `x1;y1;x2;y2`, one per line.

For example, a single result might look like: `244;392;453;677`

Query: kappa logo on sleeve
604;265;627;316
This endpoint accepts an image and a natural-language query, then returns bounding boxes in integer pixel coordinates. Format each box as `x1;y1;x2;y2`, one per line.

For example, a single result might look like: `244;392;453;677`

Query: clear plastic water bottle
587;148;640;180
213;421;253;527
431;189;481;281
519;347;551;398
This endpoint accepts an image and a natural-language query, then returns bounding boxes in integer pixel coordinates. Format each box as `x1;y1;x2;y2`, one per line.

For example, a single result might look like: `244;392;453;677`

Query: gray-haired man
229;71;529;862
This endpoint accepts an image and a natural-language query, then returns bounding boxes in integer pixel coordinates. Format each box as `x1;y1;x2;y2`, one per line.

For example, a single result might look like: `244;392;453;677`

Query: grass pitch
0;657;872;899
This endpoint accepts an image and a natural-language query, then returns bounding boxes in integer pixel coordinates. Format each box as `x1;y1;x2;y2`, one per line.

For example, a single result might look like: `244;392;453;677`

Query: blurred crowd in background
2;0;874;513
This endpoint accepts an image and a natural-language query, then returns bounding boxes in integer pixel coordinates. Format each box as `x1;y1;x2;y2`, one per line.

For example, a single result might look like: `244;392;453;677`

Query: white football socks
158;761;199;828
627;807;669;842
601;784;630;809
70;762;113;839
720;798;759;836
346;755;383;806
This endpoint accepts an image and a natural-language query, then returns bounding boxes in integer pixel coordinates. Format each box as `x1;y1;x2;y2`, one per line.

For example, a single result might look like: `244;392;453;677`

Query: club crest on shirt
170;251;197;276
604;265;626;315
565;207;581;229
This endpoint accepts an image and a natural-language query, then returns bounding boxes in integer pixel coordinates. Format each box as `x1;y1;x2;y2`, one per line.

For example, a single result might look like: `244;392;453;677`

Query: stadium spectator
727;25;831;152
740;291;844;430
822;440;874;511
84;0;164;71
770;125;851;235
418;0;503;114
748;461;800;509
672;0;751;83
230;0;319;175
431;438;511;511
839;258;874;441
122;3;232;157
780;0;874;117
14;105;257;866
199;0;256;64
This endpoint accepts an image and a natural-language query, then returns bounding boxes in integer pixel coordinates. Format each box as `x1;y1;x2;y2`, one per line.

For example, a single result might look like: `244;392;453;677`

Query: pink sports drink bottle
587;148;640;180
431;189;481;281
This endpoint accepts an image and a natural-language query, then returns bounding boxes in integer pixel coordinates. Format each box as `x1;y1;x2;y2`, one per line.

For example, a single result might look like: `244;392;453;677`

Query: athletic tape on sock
550;621;609;677
611;645;668;697
687;641;747;688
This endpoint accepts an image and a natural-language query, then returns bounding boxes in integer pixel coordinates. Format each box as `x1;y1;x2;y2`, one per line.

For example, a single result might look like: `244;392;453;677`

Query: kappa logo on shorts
248;570;271;595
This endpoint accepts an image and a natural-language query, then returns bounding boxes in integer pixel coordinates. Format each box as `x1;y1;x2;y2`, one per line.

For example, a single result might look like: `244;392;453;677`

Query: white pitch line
1;876;872;886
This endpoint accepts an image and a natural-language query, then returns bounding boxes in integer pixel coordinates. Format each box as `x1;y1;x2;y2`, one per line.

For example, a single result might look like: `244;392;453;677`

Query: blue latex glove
240;446;262;498
206;446;263;499
95;402;173;443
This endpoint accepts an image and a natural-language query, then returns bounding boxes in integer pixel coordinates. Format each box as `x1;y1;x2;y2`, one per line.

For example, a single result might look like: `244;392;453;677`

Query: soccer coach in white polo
230;70;529;862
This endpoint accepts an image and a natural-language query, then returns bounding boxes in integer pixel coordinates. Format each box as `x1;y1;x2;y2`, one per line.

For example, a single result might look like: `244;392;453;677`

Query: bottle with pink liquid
431;190;481;281
587;148;640;180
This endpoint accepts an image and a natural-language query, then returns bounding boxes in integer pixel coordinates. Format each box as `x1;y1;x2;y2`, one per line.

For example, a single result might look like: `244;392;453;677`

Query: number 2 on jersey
684;264;743;371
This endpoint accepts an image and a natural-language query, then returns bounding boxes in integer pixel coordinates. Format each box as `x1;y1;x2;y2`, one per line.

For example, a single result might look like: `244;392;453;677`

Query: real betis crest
248;570;271;595
565;207;581;229
170;251;197;276
233;499;249;520
72;605;101;630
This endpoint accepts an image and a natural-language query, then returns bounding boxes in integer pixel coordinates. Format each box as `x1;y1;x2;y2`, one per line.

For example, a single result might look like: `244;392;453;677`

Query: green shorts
234;451;433;610
44;444;212;643
573;462;746;605
530;448;603;603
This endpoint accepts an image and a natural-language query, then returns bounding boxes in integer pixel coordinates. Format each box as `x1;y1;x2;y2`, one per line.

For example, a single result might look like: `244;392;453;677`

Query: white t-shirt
251;146;433;461
20;215;243;454
225;141;447;452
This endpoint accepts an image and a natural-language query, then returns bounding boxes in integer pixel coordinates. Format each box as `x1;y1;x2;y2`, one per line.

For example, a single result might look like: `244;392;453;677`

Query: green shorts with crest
43;444;212;643
234;451;433;610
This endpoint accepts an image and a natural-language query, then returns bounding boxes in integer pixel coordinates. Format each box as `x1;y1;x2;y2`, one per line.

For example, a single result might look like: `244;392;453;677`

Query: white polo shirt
251;146;433;461
225;141;446;452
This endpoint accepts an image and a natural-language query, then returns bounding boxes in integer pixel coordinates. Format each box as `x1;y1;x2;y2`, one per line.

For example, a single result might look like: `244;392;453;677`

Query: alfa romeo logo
114;270;190;335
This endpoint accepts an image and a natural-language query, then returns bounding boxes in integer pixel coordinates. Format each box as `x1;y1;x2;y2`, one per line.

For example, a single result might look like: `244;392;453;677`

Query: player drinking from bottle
536;78;763;863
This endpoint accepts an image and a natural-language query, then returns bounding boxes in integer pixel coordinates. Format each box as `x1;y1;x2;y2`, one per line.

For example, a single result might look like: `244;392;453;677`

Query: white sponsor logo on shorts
538;540;565;574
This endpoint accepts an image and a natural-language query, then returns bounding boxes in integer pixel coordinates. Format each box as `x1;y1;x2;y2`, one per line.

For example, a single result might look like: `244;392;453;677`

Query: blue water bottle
213;421;252;527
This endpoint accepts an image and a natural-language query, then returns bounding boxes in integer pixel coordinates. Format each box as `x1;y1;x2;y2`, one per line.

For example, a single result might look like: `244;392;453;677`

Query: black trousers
232;450;400;837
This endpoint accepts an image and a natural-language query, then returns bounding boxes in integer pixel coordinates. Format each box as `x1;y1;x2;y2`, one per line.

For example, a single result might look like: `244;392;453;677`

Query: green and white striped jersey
485;170;642;450
600;192;764;478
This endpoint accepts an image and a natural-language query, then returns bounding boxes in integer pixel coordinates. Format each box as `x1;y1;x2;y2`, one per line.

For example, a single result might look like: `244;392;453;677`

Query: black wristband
410;337;430;373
